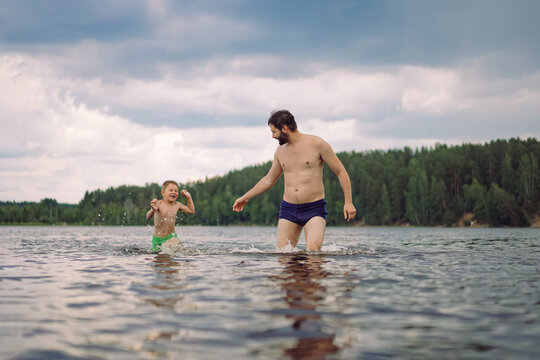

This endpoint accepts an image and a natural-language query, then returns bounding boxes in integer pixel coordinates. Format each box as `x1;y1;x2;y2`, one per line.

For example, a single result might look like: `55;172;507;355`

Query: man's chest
278;147;322;171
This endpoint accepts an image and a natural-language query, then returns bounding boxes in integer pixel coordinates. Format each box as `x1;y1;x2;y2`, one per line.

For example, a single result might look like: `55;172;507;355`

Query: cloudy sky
1;0;539;203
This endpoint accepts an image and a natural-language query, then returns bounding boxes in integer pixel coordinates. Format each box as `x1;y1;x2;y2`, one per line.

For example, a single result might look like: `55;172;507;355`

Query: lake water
0;225;539;359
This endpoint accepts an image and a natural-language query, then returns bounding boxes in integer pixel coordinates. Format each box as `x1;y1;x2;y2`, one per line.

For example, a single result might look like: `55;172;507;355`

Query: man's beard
278;132;289;145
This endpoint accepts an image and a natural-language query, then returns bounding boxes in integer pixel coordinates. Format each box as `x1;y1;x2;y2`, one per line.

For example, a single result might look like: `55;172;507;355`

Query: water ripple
0;226;539;359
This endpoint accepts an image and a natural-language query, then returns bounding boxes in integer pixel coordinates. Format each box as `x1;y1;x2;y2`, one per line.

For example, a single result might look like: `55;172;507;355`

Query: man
232;110;356;250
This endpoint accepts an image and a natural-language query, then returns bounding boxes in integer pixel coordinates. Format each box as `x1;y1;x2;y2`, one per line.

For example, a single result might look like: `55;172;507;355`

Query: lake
0;225;539;359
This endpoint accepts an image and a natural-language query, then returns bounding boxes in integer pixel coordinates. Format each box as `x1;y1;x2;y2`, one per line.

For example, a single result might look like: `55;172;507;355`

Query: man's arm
233;150;283;212
319;139;357;222
178;190;195;214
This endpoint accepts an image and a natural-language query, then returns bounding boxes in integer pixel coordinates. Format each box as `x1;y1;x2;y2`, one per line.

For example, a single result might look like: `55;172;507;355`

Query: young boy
146;180;195;253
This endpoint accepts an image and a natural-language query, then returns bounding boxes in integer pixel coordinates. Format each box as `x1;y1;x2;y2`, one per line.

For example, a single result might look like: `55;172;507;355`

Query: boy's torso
153;200;181;236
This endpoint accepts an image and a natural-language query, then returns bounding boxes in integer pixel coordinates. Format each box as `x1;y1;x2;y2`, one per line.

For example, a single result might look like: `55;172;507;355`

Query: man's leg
304;217;326;251
277;218;302;249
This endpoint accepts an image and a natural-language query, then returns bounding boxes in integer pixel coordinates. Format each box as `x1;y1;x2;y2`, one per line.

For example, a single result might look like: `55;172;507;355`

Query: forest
1;138;539;227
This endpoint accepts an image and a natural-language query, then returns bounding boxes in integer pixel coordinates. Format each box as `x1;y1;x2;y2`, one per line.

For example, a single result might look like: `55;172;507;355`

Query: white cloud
300;117;463;153
0;55;276;202
72;65;402;118
53;51;540;132
399;67;461;115
1;53;539;202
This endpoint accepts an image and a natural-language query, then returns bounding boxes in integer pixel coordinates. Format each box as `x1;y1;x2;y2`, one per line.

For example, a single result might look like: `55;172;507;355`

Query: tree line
1;138;539;227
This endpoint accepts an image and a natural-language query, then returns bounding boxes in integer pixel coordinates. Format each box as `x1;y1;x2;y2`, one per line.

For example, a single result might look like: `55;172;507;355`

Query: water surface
1;226;539;359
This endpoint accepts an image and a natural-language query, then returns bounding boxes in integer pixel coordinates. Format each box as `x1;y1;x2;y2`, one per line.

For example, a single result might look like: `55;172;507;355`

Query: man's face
269;124;289;145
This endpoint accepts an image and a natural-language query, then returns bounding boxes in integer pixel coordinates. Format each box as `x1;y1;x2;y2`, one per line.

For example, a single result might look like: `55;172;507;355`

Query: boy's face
162;184;178;202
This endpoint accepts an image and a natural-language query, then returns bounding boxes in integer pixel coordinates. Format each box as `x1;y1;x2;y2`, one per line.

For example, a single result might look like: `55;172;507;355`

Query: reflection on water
141;254;189;358
146;254;187;309
1;226;539;359
271;255;340;359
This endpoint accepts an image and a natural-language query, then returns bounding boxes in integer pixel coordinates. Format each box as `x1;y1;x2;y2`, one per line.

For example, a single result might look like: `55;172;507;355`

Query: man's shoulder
304;133;324;142
302;133;328;148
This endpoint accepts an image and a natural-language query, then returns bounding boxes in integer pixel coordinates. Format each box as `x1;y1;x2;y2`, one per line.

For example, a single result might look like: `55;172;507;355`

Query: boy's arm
178;190;195;214
146;199;159;220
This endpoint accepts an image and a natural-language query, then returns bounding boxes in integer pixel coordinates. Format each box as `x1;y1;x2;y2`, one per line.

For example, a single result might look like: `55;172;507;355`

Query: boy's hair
268;109;297;131
162;180;178;191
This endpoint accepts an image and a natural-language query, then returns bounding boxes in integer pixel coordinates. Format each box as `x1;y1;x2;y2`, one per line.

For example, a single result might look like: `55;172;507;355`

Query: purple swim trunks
279;199;328;226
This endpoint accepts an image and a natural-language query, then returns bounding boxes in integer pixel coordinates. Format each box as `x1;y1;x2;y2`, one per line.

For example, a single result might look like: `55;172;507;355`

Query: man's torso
276;134;325;204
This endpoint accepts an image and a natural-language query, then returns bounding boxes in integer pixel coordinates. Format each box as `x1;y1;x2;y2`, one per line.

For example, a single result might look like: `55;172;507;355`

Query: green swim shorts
151;232;178;253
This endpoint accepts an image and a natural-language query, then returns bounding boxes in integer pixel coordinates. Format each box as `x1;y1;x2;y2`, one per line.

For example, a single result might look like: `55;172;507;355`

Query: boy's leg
277;218;302;249
304;217;326;251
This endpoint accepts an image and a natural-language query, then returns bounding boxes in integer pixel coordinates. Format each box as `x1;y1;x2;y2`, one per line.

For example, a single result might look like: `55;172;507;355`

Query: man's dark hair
268;109;297;131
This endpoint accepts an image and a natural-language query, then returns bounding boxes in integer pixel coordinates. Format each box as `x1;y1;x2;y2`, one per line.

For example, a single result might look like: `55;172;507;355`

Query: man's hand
233;197;248;212
344;202;356;222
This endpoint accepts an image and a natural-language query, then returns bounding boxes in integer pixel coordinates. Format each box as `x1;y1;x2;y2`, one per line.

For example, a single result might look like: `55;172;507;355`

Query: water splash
275;243;300;253
159;238;186;256
116;243;378;257
231;244;265;253
115;246;152;256
321;242;345;252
